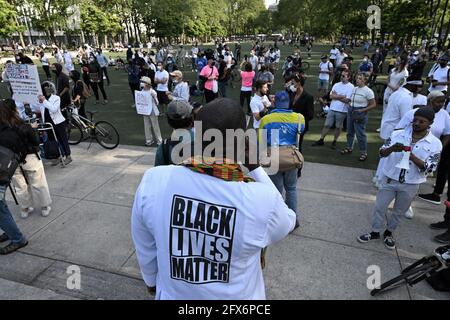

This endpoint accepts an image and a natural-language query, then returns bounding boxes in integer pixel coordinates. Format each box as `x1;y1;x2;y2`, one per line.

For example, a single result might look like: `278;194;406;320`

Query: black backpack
0;145;20;186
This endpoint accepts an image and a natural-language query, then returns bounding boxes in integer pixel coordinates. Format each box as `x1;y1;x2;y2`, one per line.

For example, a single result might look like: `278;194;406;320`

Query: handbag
212;80;218;93
351;109;367;123
261;114;304;172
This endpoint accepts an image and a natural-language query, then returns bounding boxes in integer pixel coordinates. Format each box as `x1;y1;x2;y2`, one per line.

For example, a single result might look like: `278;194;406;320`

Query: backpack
0;145;20;186
78;80;92;98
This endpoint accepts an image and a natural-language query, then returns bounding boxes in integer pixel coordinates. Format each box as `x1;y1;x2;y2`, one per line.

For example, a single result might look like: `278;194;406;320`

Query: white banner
135;91;152;116
6;64;42;104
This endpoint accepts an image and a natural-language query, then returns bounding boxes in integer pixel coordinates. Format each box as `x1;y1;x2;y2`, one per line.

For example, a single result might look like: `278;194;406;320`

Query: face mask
363;58;368;62
173;80;179;85
290;85;297;93
158;66;162;70
89;58;94;63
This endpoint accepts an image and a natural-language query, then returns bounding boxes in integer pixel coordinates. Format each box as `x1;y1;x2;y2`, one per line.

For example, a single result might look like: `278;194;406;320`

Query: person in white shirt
154;62;170;114
318;55;334;99
383;58;409;113
38;81;72;165
39;52;51;80
249;51;258;73
191;43;199;72
131;98;296;300
329;45;339;67
96;49;110;85
428;55;450;93
358;107;442;250
312;70;354;149
63;50;74;72
167;70;189;102
396;91;450;144
250;80;272;129
412;89;428;108
335;48;348;68
139;77;162;147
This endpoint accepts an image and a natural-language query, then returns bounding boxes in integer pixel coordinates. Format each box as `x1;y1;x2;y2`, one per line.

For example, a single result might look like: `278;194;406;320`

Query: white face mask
158;66;162;71
290;85;297;93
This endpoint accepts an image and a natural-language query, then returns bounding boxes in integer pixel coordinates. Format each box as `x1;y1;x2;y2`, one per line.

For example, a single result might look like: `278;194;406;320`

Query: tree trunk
81;30;86;44
438;0;450;48
14;15;26;48
104;34;108;48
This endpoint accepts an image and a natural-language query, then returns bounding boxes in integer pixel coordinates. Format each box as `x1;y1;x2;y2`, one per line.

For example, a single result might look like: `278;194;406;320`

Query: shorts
318;79;329;91
157;90;170;105
324;110;347;129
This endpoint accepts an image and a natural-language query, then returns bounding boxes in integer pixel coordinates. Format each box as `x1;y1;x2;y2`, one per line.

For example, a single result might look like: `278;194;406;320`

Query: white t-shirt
330;82;354;113
155;70;169;92
412;94;427;107
350;86;375;109
40;56;49;66
429;65;450;92
250;94;271;129
330;48;339;60
396;108;450;139
131;166;296;300
335;52;348;67
319;61;333;81
191;47;199;59
380;87;413;140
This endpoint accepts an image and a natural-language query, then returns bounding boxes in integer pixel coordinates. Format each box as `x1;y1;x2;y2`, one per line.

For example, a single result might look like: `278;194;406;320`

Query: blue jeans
346;109;368;153
270;169;299;217
0;185;25;243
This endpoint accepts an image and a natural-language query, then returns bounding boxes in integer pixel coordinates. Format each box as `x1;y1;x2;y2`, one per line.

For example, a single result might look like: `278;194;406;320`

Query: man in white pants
140;77;162;147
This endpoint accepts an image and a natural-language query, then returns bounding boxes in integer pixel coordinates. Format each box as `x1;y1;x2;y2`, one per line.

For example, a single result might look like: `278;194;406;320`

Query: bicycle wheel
94;121;120;150
370;259;441;297
371;82;387;106
67;120;83;145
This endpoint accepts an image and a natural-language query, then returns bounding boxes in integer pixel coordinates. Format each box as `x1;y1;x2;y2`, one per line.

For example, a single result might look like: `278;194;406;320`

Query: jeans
270;169;299;217
0;185;25;243
346;109;368;153
218;81;227;98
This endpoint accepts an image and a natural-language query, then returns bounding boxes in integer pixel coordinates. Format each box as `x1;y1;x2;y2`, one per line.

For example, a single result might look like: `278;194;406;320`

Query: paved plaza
0;143;449;300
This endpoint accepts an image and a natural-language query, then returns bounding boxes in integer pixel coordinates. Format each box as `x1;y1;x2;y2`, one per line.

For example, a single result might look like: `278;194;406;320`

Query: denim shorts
318;79;329;90
325;110;347;129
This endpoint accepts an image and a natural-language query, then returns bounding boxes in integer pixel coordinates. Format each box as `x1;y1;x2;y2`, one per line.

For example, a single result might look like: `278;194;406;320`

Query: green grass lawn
0;43;435;170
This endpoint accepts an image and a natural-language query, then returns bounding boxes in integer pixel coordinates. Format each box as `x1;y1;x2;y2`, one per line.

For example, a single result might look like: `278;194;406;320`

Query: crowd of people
0;37;450;299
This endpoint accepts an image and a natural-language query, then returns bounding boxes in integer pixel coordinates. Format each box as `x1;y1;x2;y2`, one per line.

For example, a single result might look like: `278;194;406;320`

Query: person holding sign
137;76;162;147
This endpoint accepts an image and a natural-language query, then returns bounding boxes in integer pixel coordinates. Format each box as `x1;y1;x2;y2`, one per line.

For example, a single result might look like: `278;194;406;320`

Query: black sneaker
430;221;450;230
384;236;396;250
434;231;450;244
312;139;325;147
418;193;441;205
0;240;28;255
357;232;380;243
0;233;8;243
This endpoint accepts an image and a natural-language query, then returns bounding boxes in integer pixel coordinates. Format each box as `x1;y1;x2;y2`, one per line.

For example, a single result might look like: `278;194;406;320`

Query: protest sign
6;64;42;104
135;91;152;116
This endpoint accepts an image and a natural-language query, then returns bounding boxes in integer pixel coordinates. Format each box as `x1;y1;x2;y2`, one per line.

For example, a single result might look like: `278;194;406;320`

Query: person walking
240;62;255;117
0;101;29;254
358;108;442;250
87;55;108;105
341;73;376;162
39;51;51;80
140;77;162;147
69;70;90;119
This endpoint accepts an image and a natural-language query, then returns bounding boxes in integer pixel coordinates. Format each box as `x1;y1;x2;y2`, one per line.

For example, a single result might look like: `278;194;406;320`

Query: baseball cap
428;90;446;101
275;91;290;109
170;70;183;78
140;76;152;85
415;107;435;122
167;100;193;120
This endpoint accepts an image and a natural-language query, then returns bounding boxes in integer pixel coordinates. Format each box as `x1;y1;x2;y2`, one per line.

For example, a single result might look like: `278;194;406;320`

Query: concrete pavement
0;143;449;300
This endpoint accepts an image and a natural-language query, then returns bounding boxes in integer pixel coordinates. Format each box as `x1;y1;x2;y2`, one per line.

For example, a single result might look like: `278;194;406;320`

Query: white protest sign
6;64;42;104
135;90;152;116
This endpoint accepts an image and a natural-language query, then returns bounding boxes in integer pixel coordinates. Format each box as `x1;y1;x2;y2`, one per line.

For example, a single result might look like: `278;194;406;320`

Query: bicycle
371;245;450;296
66;106;120;150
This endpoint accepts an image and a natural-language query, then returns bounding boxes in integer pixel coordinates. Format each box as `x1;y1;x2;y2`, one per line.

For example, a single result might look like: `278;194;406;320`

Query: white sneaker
21;207;34;219
41;206;51;217
372;176;378;185
405;207;414;219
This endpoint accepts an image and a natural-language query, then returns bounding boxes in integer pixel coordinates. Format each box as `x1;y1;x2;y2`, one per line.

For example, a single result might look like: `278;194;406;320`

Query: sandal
341;148;353;155
359;153;368;162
